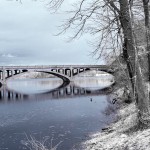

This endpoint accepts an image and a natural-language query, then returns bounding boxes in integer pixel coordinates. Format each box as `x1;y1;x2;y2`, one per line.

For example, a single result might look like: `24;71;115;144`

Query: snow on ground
146;82;150;91
82;101;150;150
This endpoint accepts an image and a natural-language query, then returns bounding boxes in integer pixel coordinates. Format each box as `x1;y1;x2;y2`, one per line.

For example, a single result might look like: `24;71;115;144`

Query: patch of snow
82;103;150;150
114;88;125;98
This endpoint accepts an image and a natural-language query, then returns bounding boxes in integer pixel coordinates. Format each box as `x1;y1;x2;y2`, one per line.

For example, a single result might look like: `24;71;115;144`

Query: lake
0;74;115;150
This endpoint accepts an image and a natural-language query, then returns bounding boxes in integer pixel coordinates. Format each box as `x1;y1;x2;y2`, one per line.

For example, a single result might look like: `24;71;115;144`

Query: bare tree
119;0;150;128
47;0;150;129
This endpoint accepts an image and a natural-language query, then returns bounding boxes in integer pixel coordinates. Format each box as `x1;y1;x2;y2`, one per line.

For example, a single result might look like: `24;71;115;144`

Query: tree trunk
142;0;150;81
119;0;150;128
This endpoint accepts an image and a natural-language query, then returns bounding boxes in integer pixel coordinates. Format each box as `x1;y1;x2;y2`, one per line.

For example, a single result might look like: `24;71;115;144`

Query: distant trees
48;0;150;129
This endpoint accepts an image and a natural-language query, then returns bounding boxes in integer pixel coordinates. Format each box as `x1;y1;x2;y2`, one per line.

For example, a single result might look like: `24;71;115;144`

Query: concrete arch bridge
0;65;114;85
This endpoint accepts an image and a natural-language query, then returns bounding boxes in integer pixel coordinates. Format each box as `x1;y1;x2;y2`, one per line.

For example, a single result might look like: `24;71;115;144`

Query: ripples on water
0;73;115;150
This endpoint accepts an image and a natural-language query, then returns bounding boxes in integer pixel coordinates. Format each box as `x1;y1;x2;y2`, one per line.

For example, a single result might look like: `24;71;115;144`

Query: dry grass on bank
22;135;62;150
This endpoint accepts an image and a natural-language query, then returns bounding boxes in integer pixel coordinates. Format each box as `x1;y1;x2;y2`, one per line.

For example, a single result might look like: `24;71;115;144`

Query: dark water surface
0;76;115;150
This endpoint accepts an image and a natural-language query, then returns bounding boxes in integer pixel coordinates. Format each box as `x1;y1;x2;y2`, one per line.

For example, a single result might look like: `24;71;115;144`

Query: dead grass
21;134;62;150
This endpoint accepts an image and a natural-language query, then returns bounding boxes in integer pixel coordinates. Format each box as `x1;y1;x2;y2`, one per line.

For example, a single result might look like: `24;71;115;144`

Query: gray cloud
0;0;103;66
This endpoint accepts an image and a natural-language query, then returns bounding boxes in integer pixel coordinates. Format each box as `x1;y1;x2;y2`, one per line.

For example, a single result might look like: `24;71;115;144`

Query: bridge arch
4;70;70;87
36;70;70;88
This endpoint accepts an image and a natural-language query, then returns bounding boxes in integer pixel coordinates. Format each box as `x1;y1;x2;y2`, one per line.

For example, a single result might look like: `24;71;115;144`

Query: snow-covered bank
82;87;150;150
83;103;150;150
83;117;150;150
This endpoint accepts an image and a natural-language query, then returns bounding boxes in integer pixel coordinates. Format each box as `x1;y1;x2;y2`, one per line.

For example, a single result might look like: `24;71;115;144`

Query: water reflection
74;76;114;90
0;76;115;150
6;78;63;94
0;82;113;103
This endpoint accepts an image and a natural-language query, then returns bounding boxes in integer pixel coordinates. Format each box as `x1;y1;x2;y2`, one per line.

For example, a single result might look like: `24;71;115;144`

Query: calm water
0;75;115;150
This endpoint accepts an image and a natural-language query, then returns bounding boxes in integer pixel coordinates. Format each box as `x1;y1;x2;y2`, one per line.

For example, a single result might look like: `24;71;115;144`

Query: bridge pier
79;68;84;73
58;68;65;74
72;68;79;76
14;69;21;75
2;68;6;84
10;70;13;77
65;69;72;77
7;70;9;78
14;70;17;75
6;70;13;78
0;71;2;80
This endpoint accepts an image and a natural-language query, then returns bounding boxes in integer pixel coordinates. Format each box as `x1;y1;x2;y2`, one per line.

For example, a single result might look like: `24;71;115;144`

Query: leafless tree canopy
48;0;150;129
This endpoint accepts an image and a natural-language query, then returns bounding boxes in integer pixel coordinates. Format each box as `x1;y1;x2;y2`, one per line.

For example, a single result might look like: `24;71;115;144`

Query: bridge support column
10;70;13;76
14;70;18;75
2;68;6;84
65;69;72;77
72;68;79;76
18;70;21;74
14;70;21;75
79;68;84;73
0;71;2;80
70;67;73;79
7;70;10;78
58;69;65;74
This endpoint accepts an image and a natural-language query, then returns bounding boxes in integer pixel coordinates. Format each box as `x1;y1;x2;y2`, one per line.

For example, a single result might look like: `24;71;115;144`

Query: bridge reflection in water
0;83;113;102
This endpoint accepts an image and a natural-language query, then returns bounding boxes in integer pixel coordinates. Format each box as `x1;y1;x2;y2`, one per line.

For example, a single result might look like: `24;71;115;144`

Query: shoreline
81;74;150;150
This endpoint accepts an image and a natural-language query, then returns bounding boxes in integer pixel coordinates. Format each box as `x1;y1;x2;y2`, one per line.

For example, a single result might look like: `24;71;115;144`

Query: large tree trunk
119;0;150;128
142;0;150;81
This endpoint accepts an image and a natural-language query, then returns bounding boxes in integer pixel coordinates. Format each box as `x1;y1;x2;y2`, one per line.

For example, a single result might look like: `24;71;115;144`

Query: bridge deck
0;65;110;69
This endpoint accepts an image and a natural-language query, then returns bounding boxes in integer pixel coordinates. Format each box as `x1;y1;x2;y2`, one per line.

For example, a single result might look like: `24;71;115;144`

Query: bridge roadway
0;65;113;85
0;65;110;69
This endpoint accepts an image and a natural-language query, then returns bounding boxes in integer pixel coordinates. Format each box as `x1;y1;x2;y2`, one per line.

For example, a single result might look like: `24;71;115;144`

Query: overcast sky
0;0;104;66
